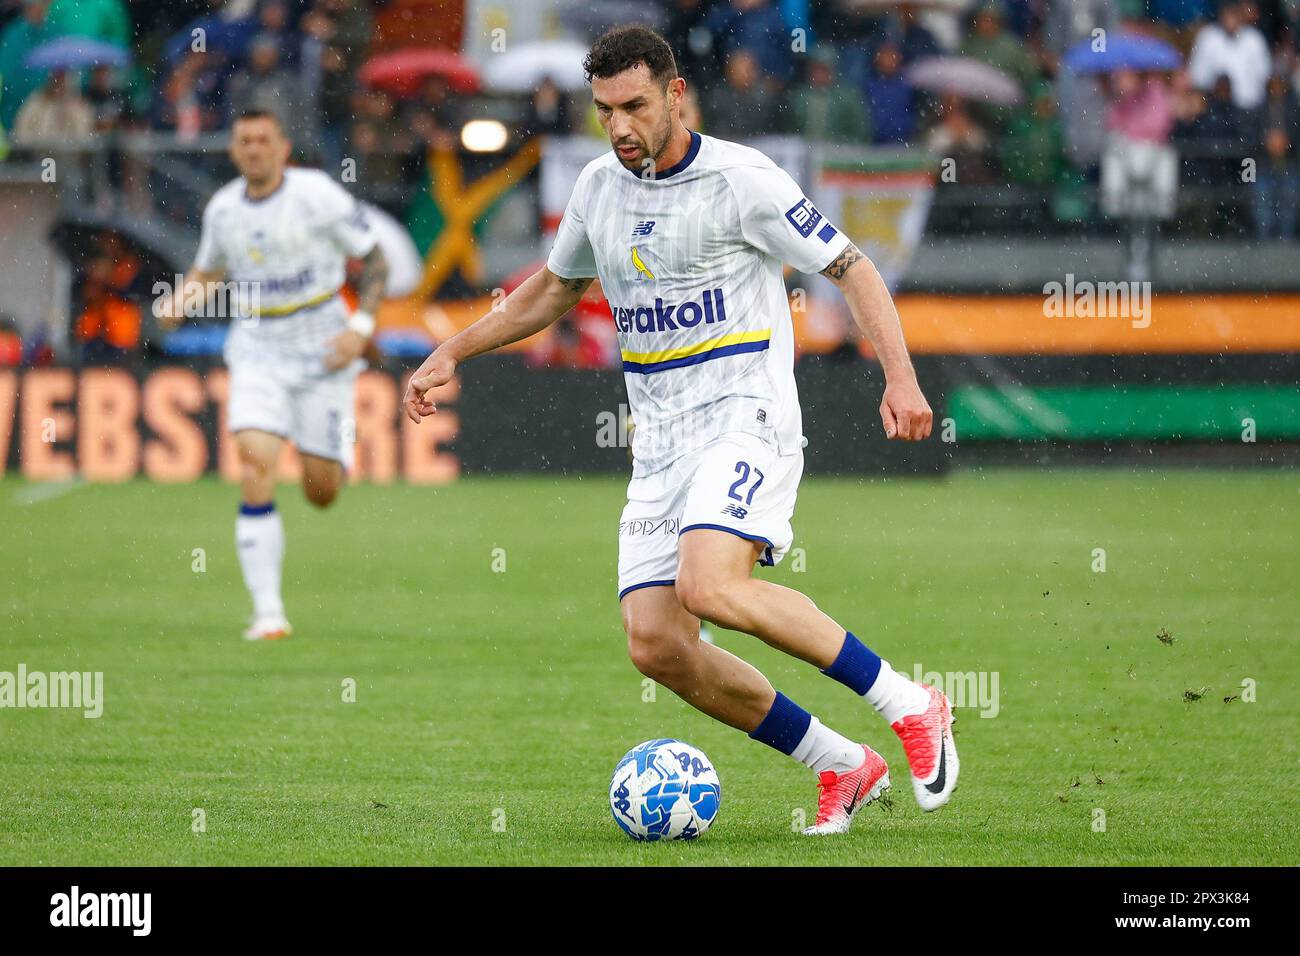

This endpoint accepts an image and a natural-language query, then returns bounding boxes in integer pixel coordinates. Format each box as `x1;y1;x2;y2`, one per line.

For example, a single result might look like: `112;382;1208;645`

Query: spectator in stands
253;0;298;65
12;69;93;144
785;46;871;143
522;75;572;138
0;316;22;367
664;0;722;95
1001;79;1068;186
74;230;143;365
404;74;464;152
863;41;917;145
1248;71;1300;239
1188;1;1272;109
525;315;608;370
1175;73;1245;185
705;0;793;87
86;63;125;135
815;0;885;92
1281;1;1300;59
926;92;997;184
154;50;225;139
302;0;374;168
894;5;942;64
1151;0;1216;32
1001;0;1044;39
961;2;1040;94
226;33;306;144
348;87;416;201
703;49;780;139
1043;0;1119;169
0;0;55;132
1106;69;1176;146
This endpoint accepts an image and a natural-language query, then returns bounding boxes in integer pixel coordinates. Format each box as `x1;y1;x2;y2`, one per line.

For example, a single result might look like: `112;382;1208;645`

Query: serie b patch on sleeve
784;198;822;237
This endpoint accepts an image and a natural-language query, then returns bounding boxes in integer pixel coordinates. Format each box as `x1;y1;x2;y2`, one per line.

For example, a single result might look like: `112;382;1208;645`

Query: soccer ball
609;738;721;841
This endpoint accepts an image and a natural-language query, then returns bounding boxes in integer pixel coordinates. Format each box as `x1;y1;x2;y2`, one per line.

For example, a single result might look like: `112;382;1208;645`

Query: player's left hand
325;329;368;371
880;378;933;441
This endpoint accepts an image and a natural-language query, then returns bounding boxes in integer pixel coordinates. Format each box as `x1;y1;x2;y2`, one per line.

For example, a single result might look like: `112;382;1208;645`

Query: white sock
236;504;284;620
865;659;930;724
791;717;862;775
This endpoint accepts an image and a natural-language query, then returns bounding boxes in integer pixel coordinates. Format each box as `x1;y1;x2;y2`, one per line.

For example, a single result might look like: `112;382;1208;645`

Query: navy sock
239;501;276;516
821;631;882;696
748;691;813;755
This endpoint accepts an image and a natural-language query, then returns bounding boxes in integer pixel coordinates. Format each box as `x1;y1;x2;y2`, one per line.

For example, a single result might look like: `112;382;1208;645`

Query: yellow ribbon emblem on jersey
630;246;654;280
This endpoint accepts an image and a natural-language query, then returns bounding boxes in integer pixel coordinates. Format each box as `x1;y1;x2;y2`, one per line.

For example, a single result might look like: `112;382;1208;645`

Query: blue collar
626;129;701;181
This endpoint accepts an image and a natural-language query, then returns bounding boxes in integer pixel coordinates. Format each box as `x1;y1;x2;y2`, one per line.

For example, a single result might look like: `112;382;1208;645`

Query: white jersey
195;167;378;366
546;131;851;476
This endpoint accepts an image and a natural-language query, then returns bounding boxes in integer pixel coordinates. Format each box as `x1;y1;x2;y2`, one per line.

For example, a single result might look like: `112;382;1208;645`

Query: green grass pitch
1;469;1297;865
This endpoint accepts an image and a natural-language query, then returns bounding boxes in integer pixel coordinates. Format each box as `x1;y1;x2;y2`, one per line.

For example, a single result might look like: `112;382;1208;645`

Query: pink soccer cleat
802;745;891;836
891;684;959;811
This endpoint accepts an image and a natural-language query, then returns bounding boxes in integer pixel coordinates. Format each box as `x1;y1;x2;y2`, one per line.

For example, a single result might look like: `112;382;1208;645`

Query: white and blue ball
609;738;721;841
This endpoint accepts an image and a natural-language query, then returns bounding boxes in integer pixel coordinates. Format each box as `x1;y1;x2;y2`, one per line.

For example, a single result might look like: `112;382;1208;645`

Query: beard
613;112;673;172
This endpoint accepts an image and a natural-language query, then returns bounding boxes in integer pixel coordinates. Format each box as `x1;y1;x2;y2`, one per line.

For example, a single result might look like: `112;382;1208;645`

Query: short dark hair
234;108;282;129
583;25;678;86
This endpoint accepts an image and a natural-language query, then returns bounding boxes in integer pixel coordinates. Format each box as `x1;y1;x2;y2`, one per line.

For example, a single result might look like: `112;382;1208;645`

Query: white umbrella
481;40;590;93
905;56;1024;106
362;203;422;298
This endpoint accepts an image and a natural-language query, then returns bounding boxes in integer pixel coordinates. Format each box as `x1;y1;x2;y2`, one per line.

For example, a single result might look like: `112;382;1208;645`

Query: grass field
1;469;1297;866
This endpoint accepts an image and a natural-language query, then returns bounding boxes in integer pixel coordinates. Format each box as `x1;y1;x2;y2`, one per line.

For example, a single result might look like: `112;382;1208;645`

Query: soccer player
404;28;958;834
160;110;388;641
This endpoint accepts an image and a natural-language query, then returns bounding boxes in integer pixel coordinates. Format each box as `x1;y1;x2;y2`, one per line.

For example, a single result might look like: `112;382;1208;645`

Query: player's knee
674;572;737;625
625;626;689;685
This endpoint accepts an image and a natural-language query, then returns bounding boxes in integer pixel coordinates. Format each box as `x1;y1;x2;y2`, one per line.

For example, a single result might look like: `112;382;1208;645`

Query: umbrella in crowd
1063;32;1182;74
24;37;130;71
358;48;480;97
482;40;590;93
161;17;255;63
905;56;1024;106
559;0;666;39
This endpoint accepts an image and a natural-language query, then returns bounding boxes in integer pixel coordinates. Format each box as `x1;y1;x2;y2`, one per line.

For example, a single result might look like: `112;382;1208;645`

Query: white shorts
617;431;803;600
227;359;358;469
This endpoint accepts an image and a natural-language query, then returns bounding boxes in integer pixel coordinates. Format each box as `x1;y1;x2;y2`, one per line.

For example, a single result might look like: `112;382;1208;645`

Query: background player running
404;28;957;834
160;110;388;641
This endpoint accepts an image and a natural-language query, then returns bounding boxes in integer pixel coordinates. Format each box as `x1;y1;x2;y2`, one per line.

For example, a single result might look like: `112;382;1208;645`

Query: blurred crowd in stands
3;1;1298;222
2;0;1300;365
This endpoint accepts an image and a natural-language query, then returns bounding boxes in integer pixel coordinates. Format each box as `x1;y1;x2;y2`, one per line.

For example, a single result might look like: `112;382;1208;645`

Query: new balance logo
632;220;656;236
721;504;748;519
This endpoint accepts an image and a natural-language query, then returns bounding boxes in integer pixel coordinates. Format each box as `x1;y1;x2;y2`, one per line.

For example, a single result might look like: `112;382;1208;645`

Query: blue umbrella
1063;32;1181;74
162;16;257;64
23;37;130;72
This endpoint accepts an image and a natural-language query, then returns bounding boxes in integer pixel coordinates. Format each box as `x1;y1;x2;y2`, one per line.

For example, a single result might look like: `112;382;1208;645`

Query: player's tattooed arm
820;242;865;282
825;243;933;441
355;245;390;317
555;275;594;295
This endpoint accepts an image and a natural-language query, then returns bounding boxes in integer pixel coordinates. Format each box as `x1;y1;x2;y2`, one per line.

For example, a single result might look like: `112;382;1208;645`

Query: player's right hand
404;349;457;423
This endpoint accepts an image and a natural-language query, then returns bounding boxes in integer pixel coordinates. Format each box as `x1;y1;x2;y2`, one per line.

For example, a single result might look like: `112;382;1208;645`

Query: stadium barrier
0;356;950;482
